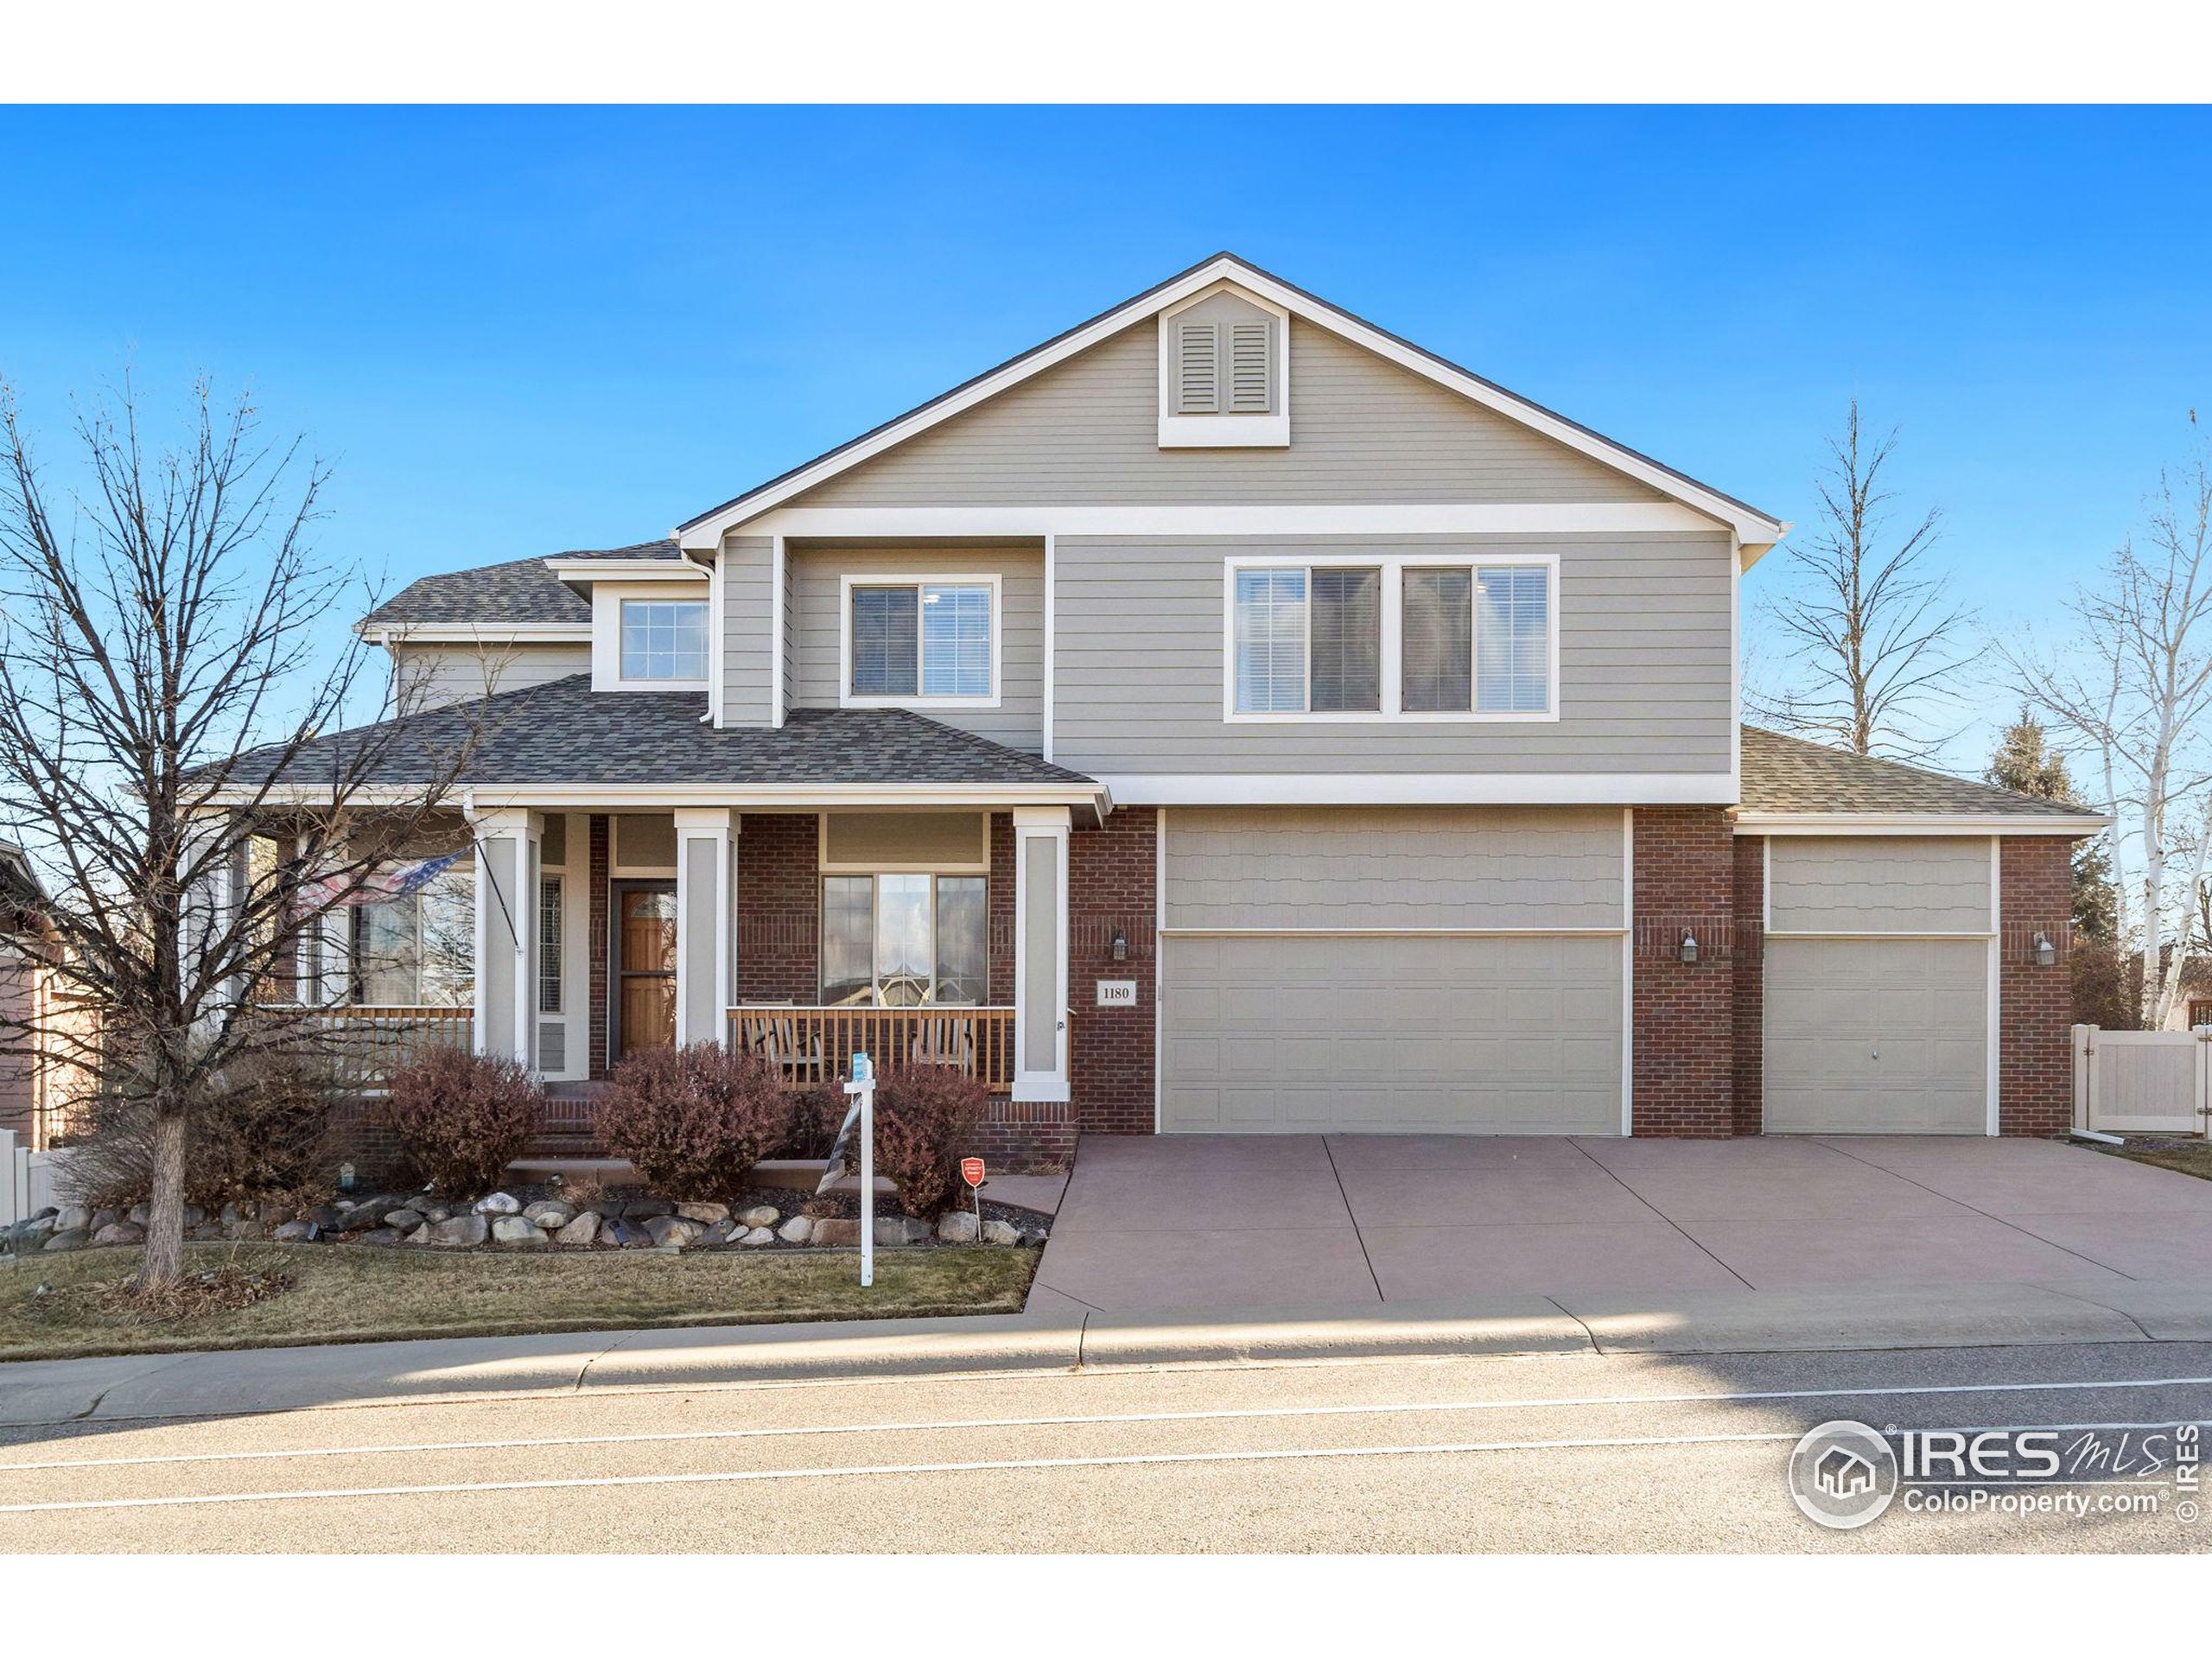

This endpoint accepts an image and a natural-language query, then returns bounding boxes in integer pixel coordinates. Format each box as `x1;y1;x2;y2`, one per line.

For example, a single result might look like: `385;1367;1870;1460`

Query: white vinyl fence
1;1129;78;1236
2073;1025;2212;1136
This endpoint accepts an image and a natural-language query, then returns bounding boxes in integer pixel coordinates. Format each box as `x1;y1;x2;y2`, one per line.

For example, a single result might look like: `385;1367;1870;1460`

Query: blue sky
3;105;2206;766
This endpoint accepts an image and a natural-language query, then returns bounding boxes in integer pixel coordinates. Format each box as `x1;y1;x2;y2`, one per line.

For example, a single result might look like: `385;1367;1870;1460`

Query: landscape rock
810;1217;861;1246
383;1208;424;1232
420;1204;453;1224
220;1201;257;1227
553;1211;601;1247
624;1198;673;1219
776;1215;813;1244
644;1215;702;1249
89;1208;124;1233
874;1217;931;1246
181;1204;208;1228
491;1215;546;1247
306;1203;349;1230
738;1226;775;1247
92;1221;146;1245
982;1218;1024;1246
426;1214;489;1248
54;1205;92;1234
358;1228;404;1246
738;1205;779;1230
128;1204;149;1226
612;1219;653;1249
189;1223;226;1241
227;1220;268;1242
473;1192;522;1216
271;1220;319;1243
677;1201;729;1224
8;1217;56;1249
332;1205;385;1232
44;1228;91;1252
523;1200;575;1228
936;1211;981;1244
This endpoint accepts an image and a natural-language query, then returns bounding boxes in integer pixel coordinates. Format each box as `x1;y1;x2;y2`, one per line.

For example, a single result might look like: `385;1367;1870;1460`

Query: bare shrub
598;1044;789;1200
382;1048;541;1196
64;1051;340;1209
871;1065;986;1221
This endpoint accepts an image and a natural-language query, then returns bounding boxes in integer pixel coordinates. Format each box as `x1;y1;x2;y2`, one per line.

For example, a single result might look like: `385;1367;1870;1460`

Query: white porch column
1012;806;1071;1103
674;808;739;1047
470;807;541;1068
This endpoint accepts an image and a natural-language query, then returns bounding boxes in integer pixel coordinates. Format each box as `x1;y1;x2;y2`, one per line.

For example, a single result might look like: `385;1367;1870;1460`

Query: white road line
7;1373;2209;1475
0;1418;2194;1517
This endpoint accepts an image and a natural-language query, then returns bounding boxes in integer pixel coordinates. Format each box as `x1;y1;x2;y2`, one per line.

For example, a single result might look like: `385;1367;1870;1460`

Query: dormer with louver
1157;283;1289;448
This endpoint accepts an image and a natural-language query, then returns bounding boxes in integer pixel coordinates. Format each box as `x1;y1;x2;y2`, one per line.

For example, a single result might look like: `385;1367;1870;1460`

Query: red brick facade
1730;834;1766;1135
1631;806;1736;1136
587;814;610;1079
735;812;819;1003
1068;808;1158;1136
1999;835;2075;1136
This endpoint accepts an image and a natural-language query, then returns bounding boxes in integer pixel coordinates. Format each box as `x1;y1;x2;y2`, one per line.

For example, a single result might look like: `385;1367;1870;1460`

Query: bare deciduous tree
0;375;481;1289
2008;418;2212;1027
1754;399;1973;759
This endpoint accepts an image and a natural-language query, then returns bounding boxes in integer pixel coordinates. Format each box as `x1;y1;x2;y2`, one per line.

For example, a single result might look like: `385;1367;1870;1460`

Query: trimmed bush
64;1050;342;1209
871;1065;986;1221
598;1043;789;1200
383;1048;542;1197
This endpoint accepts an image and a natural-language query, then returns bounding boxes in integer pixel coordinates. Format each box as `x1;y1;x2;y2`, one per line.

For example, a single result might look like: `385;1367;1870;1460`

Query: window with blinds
848;581;995;701
1233;560;1553;718
538;875;563;1014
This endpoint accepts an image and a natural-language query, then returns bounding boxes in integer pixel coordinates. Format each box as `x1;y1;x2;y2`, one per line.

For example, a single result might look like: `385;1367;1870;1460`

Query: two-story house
229;253;2102;1163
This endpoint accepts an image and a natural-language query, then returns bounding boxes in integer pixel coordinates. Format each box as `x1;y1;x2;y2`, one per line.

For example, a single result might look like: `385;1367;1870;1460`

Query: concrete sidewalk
8;1275;2212;1429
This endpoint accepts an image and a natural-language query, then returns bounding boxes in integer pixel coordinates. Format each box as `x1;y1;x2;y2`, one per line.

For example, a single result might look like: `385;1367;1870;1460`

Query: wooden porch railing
312;1006;475;1094
728;1005;1016;1095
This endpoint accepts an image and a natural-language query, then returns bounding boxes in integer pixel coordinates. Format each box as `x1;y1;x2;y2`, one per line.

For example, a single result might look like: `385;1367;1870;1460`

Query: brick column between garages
1999;836;2076;1136
1631;805;1735;1137
1731;833;1765;1135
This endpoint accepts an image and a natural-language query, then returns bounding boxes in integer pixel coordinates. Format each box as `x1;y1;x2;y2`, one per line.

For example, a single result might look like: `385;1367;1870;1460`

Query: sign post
844;1052;876;1288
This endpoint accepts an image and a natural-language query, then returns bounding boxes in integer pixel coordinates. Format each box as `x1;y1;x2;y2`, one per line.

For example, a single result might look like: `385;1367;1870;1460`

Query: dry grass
2104;1140;2212;1182
0;1242;1039;1363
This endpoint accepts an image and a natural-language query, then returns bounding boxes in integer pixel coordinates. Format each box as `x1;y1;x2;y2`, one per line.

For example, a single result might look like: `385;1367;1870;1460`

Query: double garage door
1156;813;1995;1137
1158;807;1625;1135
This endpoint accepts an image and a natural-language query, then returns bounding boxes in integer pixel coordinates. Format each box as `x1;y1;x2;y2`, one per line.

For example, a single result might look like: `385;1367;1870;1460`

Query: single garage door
1160;932;1624;1134
1764;937;1988;1134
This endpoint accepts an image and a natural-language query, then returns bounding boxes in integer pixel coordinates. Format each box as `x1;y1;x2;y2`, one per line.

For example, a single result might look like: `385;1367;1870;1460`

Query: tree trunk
138;1107;188;1290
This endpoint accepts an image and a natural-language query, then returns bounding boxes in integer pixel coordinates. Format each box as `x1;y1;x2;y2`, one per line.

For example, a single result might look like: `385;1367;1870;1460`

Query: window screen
537;876;563;1014
920;584;992;697
849;587;919;696
1402;567;1473;713
1309;567;1381;712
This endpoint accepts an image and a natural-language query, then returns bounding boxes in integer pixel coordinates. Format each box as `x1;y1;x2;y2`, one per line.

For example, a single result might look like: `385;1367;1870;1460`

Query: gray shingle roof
223;674;1099;793
553;538;681;562
360;557;589;632
1739;726;2099;821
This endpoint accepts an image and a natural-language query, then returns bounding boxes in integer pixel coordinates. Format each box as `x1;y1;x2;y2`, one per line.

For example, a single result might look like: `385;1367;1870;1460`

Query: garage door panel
1161;933;1623;1134
1764;937;1986;1135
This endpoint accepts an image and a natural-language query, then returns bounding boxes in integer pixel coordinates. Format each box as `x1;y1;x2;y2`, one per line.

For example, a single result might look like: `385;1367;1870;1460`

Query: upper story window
844;576;999;705
1159;286;1290;448
1227;556;1556;721
619;598;709;682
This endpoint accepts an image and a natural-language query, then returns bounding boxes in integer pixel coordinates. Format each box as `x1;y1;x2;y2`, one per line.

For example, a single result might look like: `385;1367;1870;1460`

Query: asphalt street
1;1340;2207;1551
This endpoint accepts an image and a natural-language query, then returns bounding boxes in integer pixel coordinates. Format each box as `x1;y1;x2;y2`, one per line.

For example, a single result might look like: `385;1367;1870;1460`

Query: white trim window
841;575;1001;707
537;874;563;1014
1225;554;1558;721
617;597;709;682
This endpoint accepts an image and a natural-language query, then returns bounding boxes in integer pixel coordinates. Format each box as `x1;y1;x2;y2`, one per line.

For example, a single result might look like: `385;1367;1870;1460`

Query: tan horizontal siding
1768;836;1994;934
393;642;590;710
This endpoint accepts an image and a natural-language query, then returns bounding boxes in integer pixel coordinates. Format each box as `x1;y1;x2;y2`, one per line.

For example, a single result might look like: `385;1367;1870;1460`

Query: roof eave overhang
673;253;1789;556
356;623;593;645
200;779;1113;822
1731;810;2111;836
543;558;704;582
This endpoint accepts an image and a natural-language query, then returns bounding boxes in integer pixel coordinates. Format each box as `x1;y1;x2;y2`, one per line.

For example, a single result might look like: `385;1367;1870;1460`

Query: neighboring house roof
0;840;47;938
1737;727;2108;832
212;674;1103;807
359;556;590;633
675;251;1789;558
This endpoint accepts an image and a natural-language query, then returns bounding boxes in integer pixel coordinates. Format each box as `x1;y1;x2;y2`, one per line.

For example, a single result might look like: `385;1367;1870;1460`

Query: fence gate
2073;1025;2212;1135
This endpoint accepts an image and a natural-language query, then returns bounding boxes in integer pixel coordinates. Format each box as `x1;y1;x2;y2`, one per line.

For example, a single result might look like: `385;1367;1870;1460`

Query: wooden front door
613;881;677;1058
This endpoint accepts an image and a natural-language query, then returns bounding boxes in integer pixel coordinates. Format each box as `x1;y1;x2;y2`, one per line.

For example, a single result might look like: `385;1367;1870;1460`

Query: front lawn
0;1242;1039;1363
2101;1138;2212;1182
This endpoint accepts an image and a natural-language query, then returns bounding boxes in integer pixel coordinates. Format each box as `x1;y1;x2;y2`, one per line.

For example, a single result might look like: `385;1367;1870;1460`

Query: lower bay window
1229;555;1556;720
821;872;989;1007
349;859;475;1007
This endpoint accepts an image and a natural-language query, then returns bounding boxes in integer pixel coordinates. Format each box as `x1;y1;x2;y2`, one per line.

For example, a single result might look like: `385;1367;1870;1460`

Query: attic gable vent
1229;320;1271;412
1177;321;1219;414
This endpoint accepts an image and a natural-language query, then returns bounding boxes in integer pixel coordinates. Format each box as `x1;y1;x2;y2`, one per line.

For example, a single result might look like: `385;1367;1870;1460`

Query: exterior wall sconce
1679;931;1699;964
2034;931;2056;968
1110;926;1128;963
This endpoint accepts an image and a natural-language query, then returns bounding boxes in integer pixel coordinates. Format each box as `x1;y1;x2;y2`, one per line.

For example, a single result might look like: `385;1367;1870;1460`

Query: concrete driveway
1028;1133;2212;1313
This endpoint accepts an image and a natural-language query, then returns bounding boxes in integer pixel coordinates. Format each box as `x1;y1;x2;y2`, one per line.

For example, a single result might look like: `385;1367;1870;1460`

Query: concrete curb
7;1279;2212;1427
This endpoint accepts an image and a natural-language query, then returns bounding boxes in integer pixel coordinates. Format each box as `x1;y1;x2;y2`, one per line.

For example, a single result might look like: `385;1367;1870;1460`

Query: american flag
299;850;463;910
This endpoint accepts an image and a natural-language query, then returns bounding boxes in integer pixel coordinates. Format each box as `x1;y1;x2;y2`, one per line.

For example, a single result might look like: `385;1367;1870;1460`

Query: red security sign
960;1156;986;1189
